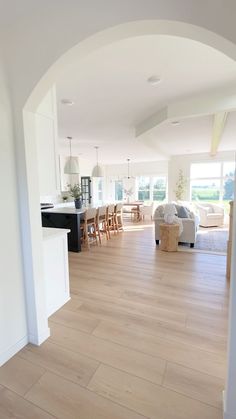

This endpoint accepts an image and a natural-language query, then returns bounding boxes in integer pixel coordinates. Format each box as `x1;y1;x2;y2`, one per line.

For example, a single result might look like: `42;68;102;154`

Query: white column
224;175;236;419
15;108;50;345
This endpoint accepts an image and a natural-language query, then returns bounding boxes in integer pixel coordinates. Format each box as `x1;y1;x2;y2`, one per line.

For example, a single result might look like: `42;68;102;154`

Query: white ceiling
56;35;236;163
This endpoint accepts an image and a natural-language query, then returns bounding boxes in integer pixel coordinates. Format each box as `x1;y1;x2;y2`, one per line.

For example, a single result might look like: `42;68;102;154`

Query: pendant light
64;136;80;174
92;146;104;177
124;158;134;179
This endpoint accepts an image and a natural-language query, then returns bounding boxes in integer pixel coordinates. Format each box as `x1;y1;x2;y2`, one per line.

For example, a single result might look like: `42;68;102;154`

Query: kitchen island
41;207;85;252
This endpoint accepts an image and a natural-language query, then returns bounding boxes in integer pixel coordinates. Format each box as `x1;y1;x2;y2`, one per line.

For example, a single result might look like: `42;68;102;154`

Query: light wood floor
0;222;229;419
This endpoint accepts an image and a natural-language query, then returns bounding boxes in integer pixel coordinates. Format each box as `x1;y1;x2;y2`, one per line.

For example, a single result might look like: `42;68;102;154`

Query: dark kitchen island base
41;207;84;252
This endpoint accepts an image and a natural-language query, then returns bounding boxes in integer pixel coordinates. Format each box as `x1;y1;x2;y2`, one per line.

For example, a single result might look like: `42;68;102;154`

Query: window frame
136;175;167;202
190;161;235;202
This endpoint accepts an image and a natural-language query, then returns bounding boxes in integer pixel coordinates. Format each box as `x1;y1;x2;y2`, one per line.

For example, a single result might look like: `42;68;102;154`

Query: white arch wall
2;1;236;109
0;3;236;418
0;56;28;364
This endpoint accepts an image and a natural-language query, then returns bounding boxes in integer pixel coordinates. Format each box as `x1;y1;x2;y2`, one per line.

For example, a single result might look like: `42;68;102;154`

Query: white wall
168;151;235;202
0;58;28;365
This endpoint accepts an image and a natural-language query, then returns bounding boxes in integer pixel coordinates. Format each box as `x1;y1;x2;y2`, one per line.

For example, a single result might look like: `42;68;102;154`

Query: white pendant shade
92;164;104;177
92;146;104;177
64;136;80;174
64;156;80;174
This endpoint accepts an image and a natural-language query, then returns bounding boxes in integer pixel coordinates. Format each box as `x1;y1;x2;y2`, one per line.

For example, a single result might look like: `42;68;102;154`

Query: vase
74;198;82;209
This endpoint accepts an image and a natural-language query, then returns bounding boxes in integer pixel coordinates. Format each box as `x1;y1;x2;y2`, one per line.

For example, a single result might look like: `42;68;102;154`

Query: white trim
0;335;28;366
28;327;50;346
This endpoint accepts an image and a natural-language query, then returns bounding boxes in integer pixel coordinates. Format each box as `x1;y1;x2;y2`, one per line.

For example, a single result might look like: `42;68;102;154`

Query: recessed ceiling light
171;121;180;126
147;75;162;86
61;99;74;106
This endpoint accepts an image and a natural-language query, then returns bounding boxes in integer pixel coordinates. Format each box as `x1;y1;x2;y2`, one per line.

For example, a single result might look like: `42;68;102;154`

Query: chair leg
120;213;124;230
105;220;109;240
97;222;102;245
112;215;117;234
94;223;98;245
107;218;111;239
84;222;89;250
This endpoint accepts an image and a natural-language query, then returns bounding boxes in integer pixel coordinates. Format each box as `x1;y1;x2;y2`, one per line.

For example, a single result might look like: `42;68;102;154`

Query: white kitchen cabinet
42;227;70;317
35;86;60;196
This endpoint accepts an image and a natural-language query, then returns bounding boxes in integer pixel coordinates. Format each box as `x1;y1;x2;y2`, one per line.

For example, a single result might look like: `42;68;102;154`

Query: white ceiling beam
135;107;168;137
136;131;170;159
167;92;236;120
210;112;228;156
135;88;236;138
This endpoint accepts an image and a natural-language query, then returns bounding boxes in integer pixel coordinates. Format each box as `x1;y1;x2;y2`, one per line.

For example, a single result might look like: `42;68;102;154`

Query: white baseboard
28;326;50;345
0;335;28;366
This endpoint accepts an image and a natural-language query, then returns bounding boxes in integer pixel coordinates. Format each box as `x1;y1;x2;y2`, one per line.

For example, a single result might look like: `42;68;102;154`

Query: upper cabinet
35;86;60;196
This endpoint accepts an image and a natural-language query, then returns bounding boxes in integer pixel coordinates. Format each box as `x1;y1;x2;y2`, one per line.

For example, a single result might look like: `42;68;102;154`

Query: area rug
177;226;228;254
194;227;228;253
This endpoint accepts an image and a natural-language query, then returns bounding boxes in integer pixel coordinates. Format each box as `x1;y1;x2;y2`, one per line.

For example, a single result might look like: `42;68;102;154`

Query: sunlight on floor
124;222;154;232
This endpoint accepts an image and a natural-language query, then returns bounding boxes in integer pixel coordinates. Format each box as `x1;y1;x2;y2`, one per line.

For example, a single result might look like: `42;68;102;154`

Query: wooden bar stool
81;207;98;249
106;204;115;238
96;206;109;244
114;203;124;233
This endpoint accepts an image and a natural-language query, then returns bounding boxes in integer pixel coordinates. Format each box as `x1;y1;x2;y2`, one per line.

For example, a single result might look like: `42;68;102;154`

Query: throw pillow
176;205;189;218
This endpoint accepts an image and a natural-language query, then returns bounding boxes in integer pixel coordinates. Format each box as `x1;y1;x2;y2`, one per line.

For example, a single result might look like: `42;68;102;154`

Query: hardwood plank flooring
88;364;222;419
0;222;228;418
0;385;55;419
19;341;99;387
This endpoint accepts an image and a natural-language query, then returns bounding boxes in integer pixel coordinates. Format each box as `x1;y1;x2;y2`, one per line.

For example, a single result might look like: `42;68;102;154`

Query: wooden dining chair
114;203;124;232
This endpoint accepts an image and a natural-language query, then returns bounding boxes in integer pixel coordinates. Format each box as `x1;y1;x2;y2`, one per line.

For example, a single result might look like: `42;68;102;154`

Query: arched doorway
21;20;236;419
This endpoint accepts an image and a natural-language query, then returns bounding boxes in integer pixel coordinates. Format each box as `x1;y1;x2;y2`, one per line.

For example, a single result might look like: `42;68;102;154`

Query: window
191;179;220;201
191;162;221;179
153;177;166;201
137;176;167;201
137;177;150;200
190;161;235;208
93;178;104;204
97;178;103;201
115;180;123;201
223;162;235;201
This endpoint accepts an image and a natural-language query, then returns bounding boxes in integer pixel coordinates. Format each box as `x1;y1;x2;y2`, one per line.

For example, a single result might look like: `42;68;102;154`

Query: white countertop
41;207;85;215
42;227;70;240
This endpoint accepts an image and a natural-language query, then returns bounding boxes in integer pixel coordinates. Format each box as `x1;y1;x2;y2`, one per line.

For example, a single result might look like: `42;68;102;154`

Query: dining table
123;201;144;221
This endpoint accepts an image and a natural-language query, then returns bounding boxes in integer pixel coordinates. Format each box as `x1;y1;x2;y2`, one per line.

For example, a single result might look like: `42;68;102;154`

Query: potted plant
174;169;187;201
67;183;82;209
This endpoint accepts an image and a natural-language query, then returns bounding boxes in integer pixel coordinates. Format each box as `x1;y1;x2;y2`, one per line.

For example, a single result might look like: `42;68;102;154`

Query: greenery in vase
67;183;82;200
175;169;187;201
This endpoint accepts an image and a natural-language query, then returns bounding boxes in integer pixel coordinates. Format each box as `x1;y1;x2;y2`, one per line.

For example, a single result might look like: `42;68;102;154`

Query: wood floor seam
1;383;59;419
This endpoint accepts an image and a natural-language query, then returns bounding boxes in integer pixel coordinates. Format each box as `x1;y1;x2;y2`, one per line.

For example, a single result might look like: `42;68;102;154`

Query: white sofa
154;204;199;248
195;202;224;227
